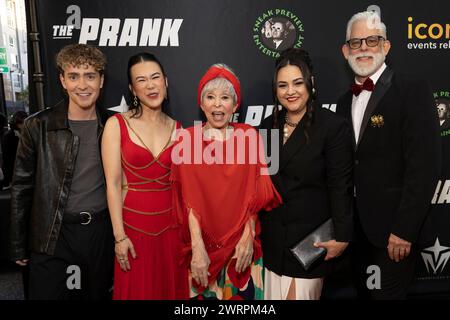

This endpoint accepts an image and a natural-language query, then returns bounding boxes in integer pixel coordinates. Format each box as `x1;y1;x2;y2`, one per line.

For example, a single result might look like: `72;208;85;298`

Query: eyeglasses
346;35;385;49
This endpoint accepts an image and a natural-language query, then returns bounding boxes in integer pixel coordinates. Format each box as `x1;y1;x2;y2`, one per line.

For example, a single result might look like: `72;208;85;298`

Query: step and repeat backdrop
30;0;450;296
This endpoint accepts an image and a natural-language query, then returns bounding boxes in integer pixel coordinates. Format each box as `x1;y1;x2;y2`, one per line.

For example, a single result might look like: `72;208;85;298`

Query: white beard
347;50;386;78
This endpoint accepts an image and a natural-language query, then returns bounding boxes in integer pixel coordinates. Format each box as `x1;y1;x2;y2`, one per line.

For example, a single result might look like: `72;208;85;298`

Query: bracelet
114;235;128;244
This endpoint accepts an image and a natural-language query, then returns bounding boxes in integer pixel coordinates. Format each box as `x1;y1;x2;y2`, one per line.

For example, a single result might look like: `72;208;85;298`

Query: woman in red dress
171;64;281;299
102;52;188;299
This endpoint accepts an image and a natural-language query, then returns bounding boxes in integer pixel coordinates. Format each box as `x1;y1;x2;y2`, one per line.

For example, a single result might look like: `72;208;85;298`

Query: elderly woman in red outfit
171;64;281;299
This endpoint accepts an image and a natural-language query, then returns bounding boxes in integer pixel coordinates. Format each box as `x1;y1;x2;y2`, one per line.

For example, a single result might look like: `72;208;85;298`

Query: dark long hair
272;48;317;142
127;52;169;118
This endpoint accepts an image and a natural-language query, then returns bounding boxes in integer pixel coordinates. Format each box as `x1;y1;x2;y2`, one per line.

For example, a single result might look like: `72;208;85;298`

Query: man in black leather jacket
9;44;114;299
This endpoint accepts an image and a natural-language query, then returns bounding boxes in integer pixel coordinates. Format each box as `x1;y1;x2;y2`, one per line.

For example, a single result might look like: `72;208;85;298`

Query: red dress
113;114;188;300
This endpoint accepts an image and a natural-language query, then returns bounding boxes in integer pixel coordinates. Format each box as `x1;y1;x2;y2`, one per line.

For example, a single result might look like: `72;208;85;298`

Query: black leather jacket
9;101;113;260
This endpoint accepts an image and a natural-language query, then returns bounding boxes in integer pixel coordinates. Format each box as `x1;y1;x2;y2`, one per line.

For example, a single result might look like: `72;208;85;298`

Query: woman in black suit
259;48;354;300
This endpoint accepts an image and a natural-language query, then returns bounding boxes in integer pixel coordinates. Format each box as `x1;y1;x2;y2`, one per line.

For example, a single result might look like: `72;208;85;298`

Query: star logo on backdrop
421;238;450;274
108;95;129;113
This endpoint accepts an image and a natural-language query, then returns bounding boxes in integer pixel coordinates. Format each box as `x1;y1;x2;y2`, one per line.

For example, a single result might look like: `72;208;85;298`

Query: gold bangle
114;235;128;244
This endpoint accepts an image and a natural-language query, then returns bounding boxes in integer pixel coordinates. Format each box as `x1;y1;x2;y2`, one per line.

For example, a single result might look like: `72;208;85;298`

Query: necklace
285;113;300;127
283;124;289;142
283;114;300;142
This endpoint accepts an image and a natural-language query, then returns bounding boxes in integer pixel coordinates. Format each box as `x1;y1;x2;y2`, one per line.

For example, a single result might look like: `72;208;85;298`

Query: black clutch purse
289;218;334;271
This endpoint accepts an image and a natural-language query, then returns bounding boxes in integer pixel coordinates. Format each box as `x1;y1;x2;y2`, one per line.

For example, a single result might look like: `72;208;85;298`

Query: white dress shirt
351;63;387;143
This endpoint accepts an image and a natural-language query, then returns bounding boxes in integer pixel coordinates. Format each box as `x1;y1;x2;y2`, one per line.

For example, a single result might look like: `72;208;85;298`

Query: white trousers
264;268;323;300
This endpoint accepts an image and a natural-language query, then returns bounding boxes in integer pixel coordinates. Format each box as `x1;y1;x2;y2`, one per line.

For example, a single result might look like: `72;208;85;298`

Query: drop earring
311;76;316;95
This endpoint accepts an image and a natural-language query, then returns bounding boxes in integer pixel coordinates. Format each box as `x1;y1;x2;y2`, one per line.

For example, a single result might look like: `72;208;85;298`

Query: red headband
197;66;241;109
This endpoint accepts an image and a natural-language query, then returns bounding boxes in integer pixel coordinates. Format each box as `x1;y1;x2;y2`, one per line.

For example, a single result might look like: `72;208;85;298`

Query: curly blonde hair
56;43;106;75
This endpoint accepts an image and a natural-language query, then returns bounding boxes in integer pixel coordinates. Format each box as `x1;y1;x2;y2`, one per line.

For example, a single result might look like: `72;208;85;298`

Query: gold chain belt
123;206;172;216
123;221;176;236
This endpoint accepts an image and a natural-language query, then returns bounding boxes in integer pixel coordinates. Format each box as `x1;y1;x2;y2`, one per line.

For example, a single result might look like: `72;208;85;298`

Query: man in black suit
336;11;440;299
267;18;292;51
436;99;450;130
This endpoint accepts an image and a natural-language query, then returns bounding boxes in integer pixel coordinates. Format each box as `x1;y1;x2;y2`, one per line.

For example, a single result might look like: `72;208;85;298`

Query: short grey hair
346;11;387;41
200;63;238;104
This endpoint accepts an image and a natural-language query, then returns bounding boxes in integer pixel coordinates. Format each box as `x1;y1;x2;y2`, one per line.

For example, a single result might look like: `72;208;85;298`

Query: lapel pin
370;115;384;128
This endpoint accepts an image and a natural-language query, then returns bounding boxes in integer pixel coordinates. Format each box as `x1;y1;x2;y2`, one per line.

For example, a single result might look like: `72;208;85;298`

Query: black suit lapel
357;67;394;147
279;112;309;172
340;92;357;150
262;116;287;200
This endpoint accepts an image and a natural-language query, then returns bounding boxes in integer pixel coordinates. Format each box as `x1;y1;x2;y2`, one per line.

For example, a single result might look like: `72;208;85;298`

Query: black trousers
350;214;417;300
28;216;114;300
